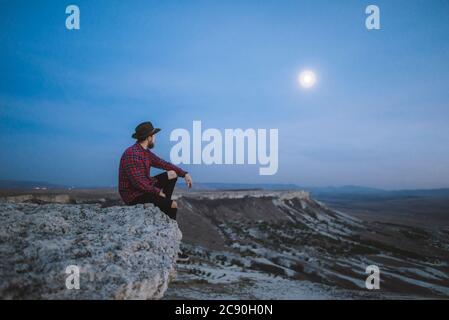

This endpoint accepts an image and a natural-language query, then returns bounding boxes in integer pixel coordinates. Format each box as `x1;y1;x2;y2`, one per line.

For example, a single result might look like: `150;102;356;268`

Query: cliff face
0;203;182;299
166;191;449;299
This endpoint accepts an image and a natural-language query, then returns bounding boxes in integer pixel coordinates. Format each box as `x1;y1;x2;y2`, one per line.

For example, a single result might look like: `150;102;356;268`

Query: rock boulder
0;202;182;299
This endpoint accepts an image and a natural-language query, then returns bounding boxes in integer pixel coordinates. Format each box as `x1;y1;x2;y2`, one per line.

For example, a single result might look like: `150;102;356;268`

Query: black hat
132;122;161;140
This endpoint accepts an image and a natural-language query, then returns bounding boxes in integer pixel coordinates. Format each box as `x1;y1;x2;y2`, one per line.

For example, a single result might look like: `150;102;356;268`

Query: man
119;121;192;261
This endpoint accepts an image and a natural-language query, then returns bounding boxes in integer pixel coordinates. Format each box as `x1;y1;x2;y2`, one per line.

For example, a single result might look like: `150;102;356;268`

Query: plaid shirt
119;143;187;204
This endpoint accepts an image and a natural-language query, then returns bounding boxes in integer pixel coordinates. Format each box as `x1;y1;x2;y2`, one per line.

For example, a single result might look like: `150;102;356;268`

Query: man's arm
123;154;161;195
147;150;188;177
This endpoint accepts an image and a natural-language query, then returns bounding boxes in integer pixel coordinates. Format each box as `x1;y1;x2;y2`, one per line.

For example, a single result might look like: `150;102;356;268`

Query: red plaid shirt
119;143;187;204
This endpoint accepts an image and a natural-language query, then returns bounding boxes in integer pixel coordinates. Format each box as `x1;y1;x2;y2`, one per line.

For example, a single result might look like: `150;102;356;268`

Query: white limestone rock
0;203;182;299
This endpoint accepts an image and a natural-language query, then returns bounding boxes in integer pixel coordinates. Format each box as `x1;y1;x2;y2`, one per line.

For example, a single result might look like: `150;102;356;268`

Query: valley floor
165;249;426;300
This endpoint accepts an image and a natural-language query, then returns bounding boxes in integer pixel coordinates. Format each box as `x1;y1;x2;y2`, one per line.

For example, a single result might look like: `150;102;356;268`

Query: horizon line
1;179;449;192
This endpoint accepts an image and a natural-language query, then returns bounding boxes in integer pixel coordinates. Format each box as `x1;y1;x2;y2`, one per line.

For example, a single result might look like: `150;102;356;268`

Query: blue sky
1;0;449;189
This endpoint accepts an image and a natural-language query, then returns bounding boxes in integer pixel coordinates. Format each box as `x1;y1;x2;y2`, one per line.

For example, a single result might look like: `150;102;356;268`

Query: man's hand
159;190;166;198
184;173;193;188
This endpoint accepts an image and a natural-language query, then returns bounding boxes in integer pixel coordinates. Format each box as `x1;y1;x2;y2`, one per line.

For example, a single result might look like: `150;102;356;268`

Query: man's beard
148;142;155;149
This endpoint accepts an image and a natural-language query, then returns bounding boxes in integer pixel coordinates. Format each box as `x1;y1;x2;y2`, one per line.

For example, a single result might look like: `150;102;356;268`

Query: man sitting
119;121;192;261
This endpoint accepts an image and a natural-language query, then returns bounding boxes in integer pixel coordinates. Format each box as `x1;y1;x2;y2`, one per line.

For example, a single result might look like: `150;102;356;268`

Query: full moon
298;70;317;89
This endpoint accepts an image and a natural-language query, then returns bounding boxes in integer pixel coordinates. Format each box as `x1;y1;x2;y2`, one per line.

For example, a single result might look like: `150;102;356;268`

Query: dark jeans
129;172;178;220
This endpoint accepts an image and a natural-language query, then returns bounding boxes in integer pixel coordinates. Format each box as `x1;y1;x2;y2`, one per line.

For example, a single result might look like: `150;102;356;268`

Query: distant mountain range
1;180;449;198
195;183;387;193
0;180;65;189
186;183;449;198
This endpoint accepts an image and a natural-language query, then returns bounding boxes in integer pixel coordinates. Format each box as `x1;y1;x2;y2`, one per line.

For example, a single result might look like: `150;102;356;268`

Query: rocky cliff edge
0;202;182;299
